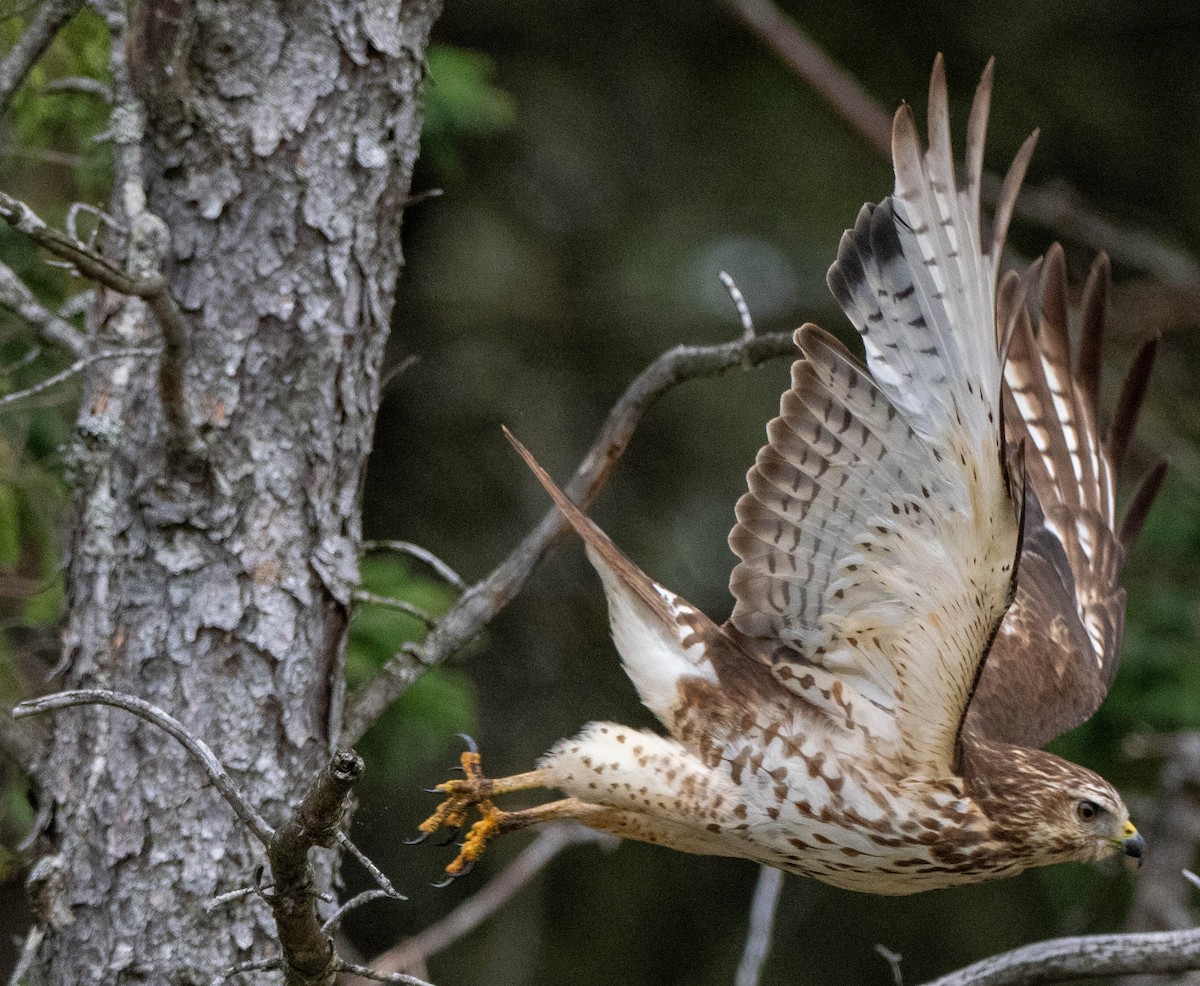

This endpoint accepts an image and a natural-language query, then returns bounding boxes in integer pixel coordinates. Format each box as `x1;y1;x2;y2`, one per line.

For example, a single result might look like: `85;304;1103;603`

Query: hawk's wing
963;246;1165;747
727;58;1031;775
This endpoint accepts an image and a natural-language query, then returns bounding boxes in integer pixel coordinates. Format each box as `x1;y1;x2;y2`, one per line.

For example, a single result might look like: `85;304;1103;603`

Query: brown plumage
415;56;1155;894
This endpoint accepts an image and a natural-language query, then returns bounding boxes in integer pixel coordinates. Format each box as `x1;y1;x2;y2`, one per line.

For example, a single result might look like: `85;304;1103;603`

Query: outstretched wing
964;246;1165;747
727;57;1031;774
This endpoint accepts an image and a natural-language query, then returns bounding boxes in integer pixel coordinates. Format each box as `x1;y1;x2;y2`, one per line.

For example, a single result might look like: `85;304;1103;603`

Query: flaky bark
22;2;440;982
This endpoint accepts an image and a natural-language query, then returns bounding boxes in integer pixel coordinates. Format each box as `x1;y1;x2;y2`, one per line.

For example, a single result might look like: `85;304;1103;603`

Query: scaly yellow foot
412;738;506;884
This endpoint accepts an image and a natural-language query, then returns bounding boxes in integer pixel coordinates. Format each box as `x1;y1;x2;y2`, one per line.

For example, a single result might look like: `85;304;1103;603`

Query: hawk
416;57;1163;894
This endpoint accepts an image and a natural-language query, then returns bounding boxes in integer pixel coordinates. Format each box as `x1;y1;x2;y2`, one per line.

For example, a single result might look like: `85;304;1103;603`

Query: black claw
403;832;431;846
434;826;460;847
431;873;458;889
422;787;444;794
456;732;479;754
456;859;475;879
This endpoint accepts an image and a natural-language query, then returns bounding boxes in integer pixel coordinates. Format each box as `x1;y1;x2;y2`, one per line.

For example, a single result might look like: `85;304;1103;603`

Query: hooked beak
1120;821;1145;868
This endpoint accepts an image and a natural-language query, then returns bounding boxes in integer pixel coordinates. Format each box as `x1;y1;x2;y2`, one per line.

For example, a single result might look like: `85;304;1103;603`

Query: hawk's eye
1076;800;1102;822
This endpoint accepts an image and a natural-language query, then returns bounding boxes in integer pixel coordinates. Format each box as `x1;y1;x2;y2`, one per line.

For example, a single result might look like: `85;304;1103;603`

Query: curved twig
361;540;466;592
340;329;797;744
12;689;274;845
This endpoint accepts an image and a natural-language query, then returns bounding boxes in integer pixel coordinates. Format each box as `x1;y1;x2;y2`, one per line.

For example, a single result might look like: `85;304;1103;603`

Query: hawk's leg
416;747;565;877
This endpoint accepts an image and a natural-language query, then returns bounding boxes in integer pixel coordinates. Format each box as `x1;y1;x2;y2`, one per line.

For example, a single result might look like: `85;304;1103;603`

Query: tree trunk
21;2;440;981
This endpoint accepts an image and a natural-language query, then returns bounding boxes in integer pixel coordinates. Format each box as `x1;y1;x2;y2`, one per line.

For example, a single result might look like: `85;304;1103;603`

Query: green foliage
2;8;112;203
348;554;475;779
419;45;516;179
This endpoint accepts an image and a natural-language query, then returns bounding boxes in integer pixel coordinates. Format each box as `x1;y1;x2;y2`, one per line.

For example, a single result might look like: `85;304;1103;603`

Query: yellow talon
415;747;507;877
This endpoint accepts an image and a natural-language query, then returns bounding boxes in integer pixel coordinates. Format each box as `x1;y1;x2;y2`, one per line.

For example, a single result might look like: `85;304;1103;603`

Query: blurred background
2;1;1200;983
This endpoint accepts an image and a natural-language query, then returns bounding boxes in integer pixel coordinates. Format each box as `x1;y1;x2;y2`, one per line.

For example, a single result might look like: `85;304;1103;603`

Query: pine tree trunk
21;2;440;981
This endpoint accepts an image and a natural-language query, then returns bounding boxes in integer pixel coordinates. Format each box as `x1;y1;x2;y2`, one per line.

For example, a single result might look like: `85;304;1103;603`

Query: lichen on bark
21;2;442;981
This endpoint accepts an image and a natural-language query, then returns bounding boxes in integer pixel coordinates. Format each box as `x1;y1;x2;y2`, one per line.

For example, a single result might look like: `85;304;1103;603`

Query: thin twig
58;289;93;320
718;271;755;342
336;963;433;986
41;75;111;101
0;144;89;167
718;0;1200;289
320;890;395;934
0;347;158;410
876;944;905;986
734;865;785;986
340;329;797;744
348;824;615;983
380;353;420;393
402;188;443;208
351;589;439;629
0;258;87;357
205;885;272;914
12;689;275;845
66;201;125;246
336;830;404;901
0;0;85;118
211;957;282;985
917;927;1200;986
361;540;466;592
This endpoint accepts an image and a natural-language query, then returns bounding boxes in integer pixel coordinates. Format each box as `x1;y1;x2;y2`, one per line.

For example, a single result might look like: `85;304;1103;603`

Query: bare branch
0;144;88;168
320;890;395;935
205;885;271;914
336;831;404;902
0;346;158;410
12;689;275;844
340;329;797;744
41;75;111;101
718;0;1200;289
211;957;282;985
348;824;614;984
89;0;146;224
917;927;1200;986
0;0;85;117
361;540;467;592
351;589;439;629
734;865;785;986
0;259;87;356
337;963;433;986
0;190;201;463
268;750;362;986
876;944;905;986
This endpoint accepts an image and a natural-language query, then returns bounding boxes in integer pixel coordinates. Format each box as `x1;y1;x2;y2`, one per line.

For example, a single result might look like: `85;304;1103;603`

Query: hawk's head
961;736;1144;868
